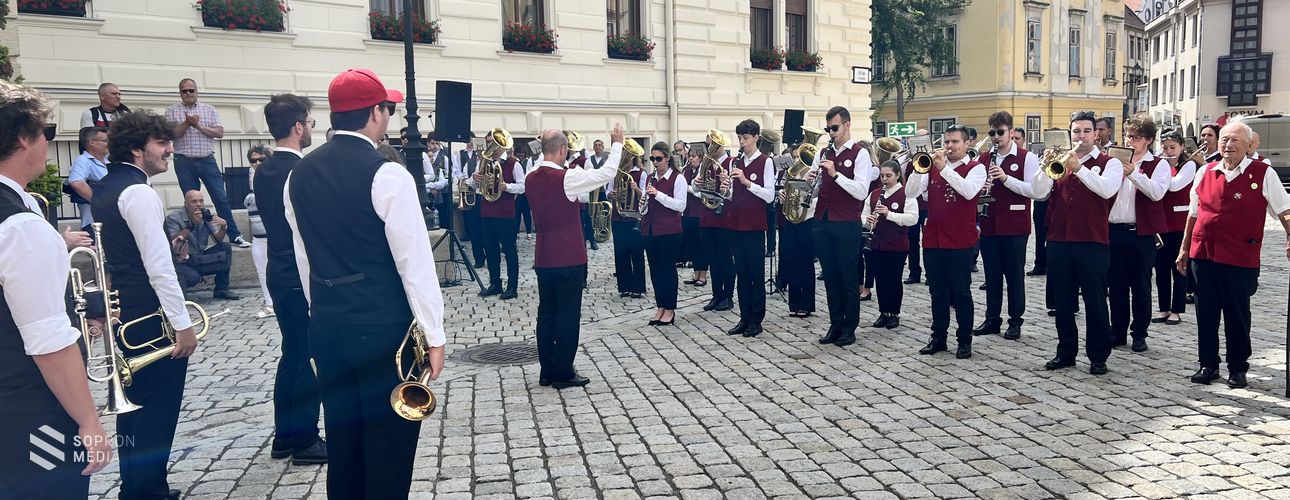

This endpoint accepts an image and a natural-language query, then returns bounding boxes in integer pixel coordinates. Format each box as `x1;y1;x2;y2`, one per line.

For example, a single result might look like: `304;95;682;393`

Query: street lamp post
400;0;433;230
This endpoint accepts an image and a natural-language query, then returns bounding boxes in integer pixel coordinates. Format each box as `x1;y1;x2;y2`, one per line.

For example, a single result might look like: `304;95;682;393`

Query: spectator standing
79;82;130;128
165;78;250;248
244;144;274;318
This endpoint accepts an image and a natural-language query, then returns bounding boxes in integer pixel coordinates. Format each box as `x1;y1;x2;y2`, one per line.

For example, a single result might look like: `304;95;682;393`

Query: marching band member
528;125;625;388
1199;123;1222;164
607;148;648;299
567;137;599;250
698;135;735;312
1179;119;1290;388
467;133;525;300
1108;114;1169;353
1153;129;1197;325
0;81;111;499
640;142;688;326
777;144;816;318
725;119;776;338
974;111;1041;340
255;93;327;465
907;124;986;359
812;106;874;347
681;148;709;288
863;161;918;329
452;138;487;267
284;69;445;499
1032;111;1124;375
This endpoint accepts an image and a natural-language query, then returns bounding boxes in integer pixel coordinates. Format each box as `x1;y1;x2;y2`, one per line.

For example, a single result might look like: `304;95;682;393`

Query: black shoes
1131;338;1148;352
833;331;856;347
818;326;840;344
473;261;486;269
1089;362;1109;375
1227;371;1248;388
1185;293;1195;304
1026;269;1045;276
213;289;240;300
1112;337;1127;347
479;285;502;297
500;288;517;300
872;314;890;329
552;375;590;389
270;440;292;459
1003;324;1021;340
1190;366;1219;384
291;439;329;466
903;276;921;284
712;298;734;311
703;298;717;311
1045;357;1075;370
955;344;972;359
727;321;748;335
859;292;872;301
742;324;763;337
538;376;551;386
978;283;987;290
885;315;900;329
919;340;947;355
972;319;1001;336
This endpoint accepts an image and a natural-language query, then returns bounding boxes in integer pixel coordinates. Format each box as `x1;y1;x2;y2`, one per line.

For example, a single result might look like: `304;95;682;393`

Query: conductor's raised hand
610;124;625;144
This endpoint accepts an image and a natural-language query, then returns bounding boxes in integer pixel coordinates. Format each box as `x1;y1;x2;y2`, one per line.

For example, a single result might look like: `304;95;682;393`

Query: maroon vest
1162;160;1195;233
683;164;703;218
528;167;587;268
868;186;910;252
1125;157;1168;236
922;161;981;250
1047;153;1113;245
726;153;771;232
817;143;865;222
480;156;518;219
640;170;683;236
1190;160;1271;269
979;149;1033;237
699;156;733;229
611;168;644;223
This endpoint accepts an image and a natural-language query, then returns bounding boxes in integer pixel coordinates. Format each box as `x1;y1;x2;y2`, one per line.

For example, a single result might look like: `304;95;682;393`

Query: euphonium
390;321;438;421
1039;129;1080;181
70;223;138;415
781;142;818;224
757;129;782;156
478;127;513;202
696;129;732;212
610;138;647;219
590;191;613;243
871;136;906;165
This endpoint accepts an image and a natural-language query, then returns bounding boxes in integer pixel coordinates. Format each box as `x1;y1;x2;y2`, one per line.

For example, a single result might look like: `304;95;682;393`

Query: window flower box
503;22;557;54
17;0;87;17
751;47;785;71
785;50;822;72
369;10;440;44
195;0;287;33
607;34;654;61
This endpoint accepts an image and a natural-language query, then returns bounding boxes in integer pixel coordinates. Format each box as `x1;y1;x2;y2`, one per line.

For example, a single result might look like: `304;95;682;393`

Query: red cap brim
386;89;404;104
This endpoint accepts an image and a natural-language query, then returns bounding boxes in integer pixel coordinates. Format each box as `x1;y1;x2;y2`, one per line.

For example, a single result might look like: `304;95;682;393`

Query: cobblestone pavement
88;226;1290;499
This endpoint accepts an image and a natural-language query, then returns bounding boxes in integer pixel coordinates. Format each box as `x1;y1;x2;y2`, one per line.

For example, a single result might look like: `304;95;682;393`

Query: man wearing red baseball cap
283;68;445;499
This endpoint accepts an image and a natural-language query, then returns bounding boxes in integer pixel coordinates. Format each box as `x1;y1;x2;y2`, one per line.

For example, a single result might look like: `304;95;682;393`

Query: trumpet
909;136;942;175
477;127;513;202
1038;129;1081;181
71;223;135;415
390;321;438;421
454;177;477;209
610;138;647;219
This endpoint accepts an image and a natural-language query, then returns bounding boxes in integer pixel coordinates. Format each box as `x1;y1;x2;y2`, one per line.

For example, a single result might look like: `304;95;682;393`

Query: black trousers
731;229;767;325
1193;259;1259;373
1154;231;1187;314
645;233;682;309
980;235;1027;324
872;250;907;315
681;216;706;270
464;204;486;263
1109;225;1157;341
482;216;519;290
312;321;421;500
925;248;975;343
1032;201;1049;272
581;205;594;243
702;227;735;300
175;242;232;291
1048;241;1112;363
267;284;321;451
764;205;777;254
779;219;816;312
536;265;588;381
813;219;862;332
0;408;89;499
436;197;453;231
116;305;188;500
612;221;646;294
906;210;927;279
515;195;534;234
858;246;875;289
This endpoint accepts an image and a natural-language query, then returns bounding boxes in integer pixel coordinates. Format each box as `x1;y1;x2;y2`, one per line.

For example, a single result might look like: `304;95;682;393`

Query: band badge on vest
892;202;900;210
751;173;757;181
1010;164;1018;171
844;159;852;168
1092;166;1102;174
1234;192;1244;200
1251;183;1259;190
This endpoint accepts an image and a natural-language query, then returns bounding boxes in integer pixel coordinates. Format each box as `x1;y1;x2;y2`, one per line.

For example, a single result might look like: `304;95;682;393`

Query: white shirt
861;183;919;227
423;151;450;191
1032;146;1125;201
647;168;689;213
1165;159;1198;213
541;142;624;202
990;143;1043;199
1188;156;1290;218
1108;151;1171;224
810;139;875;201
734;150;776;203
451;150;478;182
283;130;446;347
0;177;81;355
115;164;193;331
465;152;525;194
905;156;988;201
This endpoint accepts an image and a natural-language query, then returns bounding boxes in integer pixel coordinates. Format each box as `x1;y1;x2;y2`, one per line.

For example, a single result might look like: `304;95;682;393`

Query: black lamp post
399;0;432;230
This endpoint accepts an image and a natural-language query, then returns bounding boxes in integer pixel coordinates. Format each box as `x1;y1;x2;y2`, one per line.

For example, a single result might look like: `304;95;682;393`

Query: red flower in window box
17;0;88;17
194;0;288;33
750;47;786;71
503;22;557;54
607;34;655;61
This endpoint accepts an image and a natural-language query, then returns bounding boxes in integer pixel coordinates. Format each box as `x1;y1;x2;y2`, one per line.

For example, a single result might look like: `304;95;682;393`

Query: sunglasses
825;125;841;132
650;156;666;162
180;88;197;94
987;128;1010;137
299;119;317;128
249;157;266;164
44;125;56;141
381;102;396;115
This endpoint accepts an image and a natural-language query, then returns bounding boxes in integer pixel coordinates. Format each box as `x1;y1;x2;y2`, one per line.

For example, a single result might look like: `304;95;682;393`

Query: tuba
609;138;647;219
477;127;513;202
590;193;613;243
781;126;826;224
390;321;438;421
694;129;732;213
1039;129;1080;181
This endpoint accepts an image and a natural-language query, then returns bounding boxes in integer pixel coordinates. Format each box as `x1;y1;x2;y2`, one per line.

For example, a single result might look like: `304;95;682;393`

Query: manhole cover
460;342;540;366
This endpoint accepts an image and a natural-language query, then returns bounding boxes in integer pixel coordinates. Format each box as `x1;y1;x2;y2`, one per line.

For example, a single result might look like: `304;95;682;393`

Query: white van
1243;114;1289;188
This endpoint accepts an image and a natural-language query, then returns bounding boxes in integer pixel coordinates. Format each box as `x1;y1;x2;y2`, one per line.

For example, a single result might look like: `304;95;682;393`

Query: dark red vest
1162;160;1195;233
868;186;910;252
683;164;703;218
979;149;1033;237
1190;160;1271;269
923;161;981;250
699;156;733;229
1047;153;1113;245
1124;157;1168;236
817;143;865;222
480;156;518;219
640;170;683;236
528;166;587;268
726;153;771;232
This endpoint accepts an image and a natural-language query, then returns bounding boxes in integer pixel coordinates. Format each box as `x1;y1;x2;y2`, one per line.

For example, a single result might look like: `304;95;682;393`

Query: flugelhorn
70;223;137;415
478;127;513;202
390;321;438;421
1038;129;1080;181
908;135;941;174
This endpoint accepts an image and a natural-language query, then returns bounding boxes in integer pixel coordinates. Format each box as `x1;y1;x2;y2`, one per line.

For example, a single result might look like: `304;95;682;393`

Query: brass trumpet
70;223;136;415
390;321;438;421
478;127;513;202
116;301;226;352
908;135;941;174
1038;129;1080;181
610;138;647;219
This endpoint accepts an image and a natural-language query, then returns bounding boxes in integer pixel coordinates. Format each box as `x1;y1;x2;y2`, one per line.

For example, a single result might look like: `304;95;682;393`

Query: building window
1231;0;1262;55
504;0;545;27
1191;64;1198;98
606;0;641;38
1026;21;1042;74
874;122;887;138
1179;68;1185;101
1217;53;1272;106
786;0;808;54
1192;15;1198;47
1151;78;1158;105
933;25;958;77
872;52;885;82
371;0;427;18
751;0;773;53
1168;72;1176;102
930;117;956;144
1152;35;1160;62
1025;116;1041;146
1069;26;1081;77
1105;30;1116;80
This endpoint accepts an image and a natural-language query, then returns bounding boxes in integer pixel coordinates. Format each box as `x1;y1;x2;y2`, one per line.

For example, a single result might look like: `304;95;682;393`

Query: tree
870;0;968;122
0;0;12;81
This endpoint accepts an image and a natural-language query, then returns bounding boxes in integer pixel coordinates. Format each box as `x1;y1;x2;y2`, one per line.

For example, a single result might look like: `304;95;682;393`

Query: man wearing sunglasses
164;79;250;249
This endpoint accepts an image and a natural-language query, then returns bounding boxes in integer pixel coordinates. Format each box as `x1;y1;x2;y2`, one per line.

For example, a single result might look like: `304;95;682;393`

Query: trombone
391;321;438;421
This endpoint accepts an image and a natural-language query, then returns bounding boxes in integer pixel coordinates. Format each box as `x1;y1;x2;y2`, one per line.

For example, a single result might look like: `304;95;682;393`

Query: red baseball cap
328;68;404;113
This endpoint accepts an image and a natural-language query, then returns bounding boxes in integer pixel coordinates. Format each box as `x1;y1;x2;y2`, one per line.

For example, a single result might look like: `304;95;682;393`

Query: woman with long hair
681;148;708;287
1153;129;1197;325
641;142;688;326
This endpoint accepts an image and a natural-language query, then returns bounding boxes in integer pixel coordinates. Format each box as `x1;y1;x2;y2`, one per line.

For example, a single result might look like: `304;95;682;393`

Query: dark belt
310;272;366;287
270;249;296;258
1110;223;1137;231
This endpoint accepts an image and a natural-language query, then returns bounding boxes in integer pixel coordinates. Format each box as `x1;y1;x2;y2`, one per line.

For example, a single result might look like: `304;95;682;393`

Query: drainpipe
666;0;679;142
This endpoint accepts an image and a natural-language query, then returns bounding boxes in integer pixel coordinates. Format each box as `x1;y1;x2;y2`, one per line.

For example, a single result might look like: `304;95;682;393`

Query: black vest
91;163;161;312
289;135;413;325
460;150;478;175
254;150;303;290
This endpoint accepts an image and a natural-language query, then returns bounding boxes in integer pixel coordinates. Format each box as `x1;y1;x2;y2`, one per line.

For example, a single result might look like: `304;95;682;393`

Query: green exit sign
886;122;918;138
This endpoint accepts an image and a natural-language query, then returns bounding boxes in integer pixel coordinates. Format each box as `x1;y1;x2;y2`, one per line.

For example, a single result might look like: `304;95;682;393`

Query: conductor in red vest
1178;119;1290;389
1032;111;1125;375
907;124;987;359
528;125;625;389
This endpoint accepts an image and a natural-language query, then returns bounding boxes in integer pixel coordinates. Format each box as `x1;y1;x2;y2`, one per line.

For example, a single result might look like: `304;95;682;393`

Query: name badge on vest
1009;204;1025;211
1092;166;1101;174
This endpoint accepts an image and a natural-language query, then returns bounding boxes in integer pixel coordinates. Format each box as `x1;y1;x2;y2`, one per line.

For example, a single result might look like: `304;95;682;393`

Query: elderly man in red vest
1177;119;1290;389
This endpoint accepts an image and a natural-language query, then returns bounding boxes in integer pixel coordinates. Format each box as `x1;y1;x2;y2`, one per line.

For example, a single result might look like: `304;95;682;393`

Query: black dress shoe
742;324;763;337
727;321;748;335
885;315;900;329
1112;337;1127;347
270;440;292;459
479;285;502;297
683;279;698;285
955;344;972;359
1131;338;1148;352
648;319;660;326
291;439;328;466
213;289;240;300
818;326;840;344
551;376;591;389
473;261;486;269
703;298;718;311
1047;309;1057;317
1185;293;1195;304
167;489;182;500
871;314;890;329
1227;371;1248;388
657;317;674;326
1044;357;1075;370
834;331;856;347
972;319;1001;336
978;283;987;290
903;277;921;285
1150;316;1168;324
1026;269;1045;276
859;292;872;301
1190;366;1219;384
500;288;517;300
919;340;947;355
1089;362;1109;375
539;377;551;387
713;298;734;311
